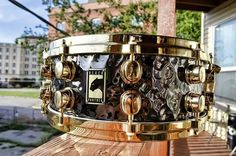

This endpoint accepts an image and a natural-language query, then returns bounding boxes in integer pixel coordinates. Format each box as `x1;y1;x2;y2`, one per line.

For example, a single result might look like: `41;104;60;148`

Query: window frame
211;16;236;108
212;17;236;71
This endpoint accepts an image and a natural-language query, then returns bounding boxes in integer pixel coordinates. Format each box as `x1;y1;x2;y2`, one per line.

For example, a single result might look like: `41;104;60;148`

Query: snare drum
40;34;220;141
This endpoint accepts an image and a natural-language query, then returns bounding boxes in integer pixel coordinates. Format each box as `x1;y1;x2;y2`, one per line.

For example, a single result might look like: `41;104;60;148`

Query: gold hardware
40;58;53;79
40;87;52;114
120;54;143;84
54;39;76;81
54;87;75;126
40;80;52;114
41;34;221;142
120;90;141;139
212;64;221;73
204;64;220;93
178;65;206;84
205;92;214;106
55;61;76;80
185;92;205;113
46;104;208;141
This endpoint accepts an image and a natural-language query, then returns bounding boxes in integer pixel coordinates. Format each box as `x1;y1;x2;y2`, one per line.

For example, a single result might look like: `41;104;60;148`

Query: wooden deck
24;131;234;156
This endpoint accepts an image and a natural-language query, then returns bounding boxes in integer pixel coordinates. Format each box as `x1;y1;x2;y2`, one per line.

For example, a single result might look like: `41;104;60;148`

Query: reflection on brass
54;87;75;109
54;87;75;126
185;92;205;113
178;65;206;84
46;104;207;141
121;90;142;116
205;92;214;106
55;61;76;81
204;64;220;93
45;34;211;62
204;82;215;93
121;90;141;139
120;54;143;84
186;65;206;84
212;64;221;73
40;80;52;114
40;65;52;79
40;88;52;114
40;58;53;79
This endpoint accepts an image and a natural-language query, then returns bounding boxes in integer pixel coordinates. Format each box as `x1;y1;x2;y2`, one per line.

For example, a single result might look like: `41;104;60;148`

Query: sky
0;0;88;43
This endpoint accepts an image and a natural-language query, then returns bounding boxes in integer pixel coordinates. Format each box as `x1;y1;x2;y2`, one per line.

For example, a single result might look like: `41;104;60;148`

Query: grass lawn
0;90;39;98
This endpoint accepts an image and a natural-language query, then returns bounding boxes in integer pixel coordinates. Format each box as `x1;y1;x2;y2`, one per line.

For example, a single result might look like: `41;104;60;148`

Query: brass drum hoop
45;34;210;62
46;104;207;141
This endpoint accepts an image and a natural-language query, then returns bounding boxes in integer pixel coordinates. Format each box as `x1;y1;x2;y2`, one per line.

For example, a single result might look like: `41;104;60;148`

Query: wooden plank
24;131;232;156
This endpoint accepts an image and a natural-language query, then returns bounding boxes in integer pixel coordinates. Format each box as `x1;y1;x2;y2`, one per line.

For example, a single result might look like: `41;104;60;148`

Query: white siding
203;0;236;110
203;0;236;52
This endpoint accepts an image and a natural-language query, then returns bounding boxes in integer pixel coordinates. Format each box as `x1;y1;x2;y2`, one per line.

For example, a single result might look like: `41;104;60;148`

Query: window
0;48;2;52
5;70;8;74
6;48;9;52
57;22;65;31
25;51;29;55
5;78;8;82
214;17;236;105
13;56;16;60
12;70;15;74
0;62;1;66
0;70;1;74
32;58;37;62
5;63;8;67
13;49;16;53
24;71;28;75
92;18;102;27
131;16;143;27
32;71;36;75
13;63;16;67
0;55;1;59
25;64;29;68
25;58;29;61
111;16;120;27
32;64;37;68
5;55;9;59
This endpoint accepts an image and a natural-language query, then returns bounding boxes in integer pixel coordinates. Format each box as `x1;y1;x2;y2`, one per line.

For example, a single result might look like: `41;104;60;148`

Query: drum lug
40;80;52;114
40;58;53;79
54;87;75;126
55;61;76;81
184;92;205;113
121;90;141;139
120;53;143;84
178;65;206;84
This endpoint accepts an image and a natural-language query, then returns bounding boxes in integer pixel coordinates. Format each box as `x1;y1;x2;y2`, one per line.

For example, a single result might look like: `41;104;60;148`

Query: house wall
203;0;236;52
203;0;236;112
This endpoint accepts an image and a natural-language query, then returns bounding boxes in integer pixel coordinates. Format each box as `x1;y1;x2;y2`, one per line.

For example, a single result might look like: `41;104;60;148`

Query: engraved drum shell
40;34;220;141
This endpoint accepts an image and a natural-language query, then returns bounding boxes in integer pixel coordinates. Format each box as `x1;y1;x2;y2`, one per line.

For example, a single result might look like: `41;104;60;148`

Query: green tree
42;0;158;36
42;0;201;41
18;25;48;65
20;0;201;66
176;10;201;41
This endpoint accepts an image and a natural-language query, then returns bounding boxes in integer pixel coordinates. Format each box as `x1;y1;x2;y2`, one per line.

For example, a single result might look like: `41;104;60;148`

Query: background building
0;43;21;83
0;36;41;86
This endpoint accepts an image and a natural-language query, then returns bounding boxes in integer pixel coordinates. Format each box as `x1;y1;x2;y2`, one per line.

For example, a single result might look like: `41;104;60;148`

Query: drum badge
86;69;106;104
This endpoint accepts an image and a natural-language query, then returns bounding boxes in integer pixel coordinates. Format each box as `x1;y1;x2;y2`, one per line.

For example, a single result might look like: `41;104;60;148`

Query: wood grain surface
24;131;233;156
